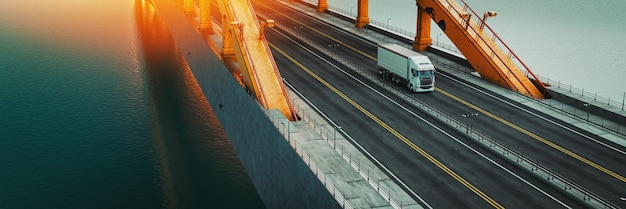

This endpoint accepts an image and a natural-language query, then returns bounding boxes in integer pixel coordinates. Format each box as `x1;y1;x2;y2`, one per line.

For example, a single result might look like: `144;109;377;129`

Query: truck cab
408;57;435;92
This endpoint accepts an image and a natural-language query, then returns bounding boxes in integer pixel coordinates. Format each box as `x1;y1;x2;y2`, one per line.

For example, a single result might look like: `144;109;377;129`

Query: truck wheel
409;84;414;92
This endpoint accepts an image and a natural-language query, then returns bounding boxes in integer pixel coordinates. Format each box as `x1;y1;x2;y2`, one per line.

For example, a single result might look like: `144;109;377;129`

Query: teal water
0;0;264;208
320;0;626;100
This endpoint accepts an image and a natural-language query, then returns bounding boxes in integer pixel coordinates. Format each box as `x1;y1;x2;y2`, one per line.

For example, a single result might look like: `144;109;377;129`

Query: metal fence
290;100;410;209
540;75;626;110
265;108;354;209
265;100;417;208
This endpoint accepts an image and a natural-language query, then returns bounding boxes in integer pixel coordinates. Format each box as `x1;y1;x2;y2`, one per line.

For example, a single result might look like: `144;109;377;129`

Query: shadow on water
134;1;266;208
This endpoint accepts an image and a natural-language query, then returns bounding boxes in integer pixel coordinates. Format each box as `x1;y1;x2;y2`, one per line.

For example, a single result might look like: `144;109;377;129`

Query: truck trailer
377;43;435;92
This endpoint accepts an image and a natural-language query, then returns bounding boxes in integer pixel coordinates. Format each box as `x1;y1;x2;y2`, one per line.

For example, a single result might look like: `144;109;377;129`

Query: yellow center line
269;42;504;209
436;88;626;183
259;1;626;182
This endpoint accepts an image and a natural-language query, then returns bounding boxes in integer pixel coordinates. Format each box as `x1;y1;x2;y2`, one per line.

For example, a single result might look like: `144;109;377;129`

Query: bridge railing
268;18;618;208
540;75;626;110
284;80;420;209
430;53;626;135
259;19;419;208
264;107;355;209
265;92;419;208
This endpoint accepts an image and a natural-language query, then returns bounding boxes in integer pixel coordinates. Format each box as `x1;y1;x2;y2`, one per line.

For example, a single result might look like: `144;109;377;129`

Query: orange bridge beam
199;0;212;33
355;0;369;28
215;0;296;120
415;0;546;98
413;5;432;51
184;0;195;16
317;0;328;13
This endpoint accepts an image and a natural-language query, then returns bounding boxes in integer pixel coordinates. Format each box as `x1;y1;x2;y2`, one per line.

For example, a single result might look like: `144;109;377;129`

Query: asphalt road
245;1;626;208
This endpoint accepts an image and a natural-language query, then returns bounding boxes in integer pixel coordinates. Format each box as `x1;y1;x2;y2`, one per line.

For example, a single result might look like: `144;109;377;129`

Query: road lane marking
273;27;572;208
436;88;626;183
270;42;504;209
258;3;626;182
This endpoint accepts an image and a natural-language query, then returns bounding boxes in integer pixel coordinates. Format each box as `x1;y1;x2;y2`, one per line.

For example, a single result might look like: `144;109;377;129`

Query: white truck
377;43;435;92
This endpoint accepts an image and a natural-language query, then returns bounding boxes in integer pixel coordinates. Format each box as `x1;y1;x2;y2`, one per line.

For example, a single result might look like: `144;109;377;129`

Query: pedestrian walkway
265;85;425;209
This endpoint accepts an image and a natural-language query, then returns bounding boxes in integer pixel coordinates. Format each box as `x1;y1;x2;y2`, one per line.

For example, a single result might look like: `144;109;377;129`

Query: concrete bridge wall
150;0;340;208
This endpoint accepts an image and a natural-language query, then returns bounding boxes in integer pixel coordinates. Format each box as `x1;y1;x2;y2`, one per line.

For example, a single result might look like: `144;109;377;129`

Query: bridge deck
271;1;626;208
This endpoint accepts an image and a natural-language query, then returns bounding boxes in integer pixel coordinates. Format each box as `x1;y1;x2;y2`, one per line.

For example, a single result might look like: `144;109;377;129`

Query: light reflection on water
135;0;265;208
0;0;265;208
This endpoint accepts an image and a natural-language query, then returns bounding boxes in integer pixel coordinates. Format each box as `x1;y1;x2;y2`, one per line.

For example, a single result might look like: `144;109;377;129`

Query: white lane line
271;28;572;208
437;72;626;156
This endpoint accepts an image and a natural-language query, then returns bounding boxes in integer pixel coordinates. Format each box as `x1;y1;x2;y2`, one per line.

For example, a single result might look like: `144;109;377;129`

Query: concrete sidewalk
265;86;425;209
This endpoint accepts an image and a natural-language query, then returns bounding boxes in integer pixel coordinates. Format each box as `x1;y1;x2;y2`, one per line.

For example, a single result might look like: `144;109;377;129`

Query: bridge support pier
316;0;328;12
184;0;195;16
414;0;545;98
355;0;369;28
199;0;213;34
413;5;431;51
219;10;235;58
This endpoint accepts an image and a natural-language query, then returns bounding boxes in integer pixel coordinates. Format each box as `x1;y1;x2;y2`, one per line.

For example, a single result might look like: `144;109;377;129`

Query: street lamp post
480;11;497;30
583;103;590;123
462;113;479;134
436;34;442;46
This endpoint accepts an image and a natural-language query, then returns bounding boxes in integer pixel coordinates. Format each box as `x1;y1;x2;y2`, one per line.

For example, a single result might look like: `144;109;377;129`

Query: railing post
622;92;626;111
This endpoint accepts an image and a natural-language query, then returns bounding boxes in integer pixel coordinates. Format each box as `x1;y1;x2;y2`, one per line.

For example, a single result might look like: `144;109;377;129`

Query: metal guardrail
288;99;410;209
267;18;618;208
266;94;417;208
541;75;626;110
275;77;421;208
258;22;429;205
